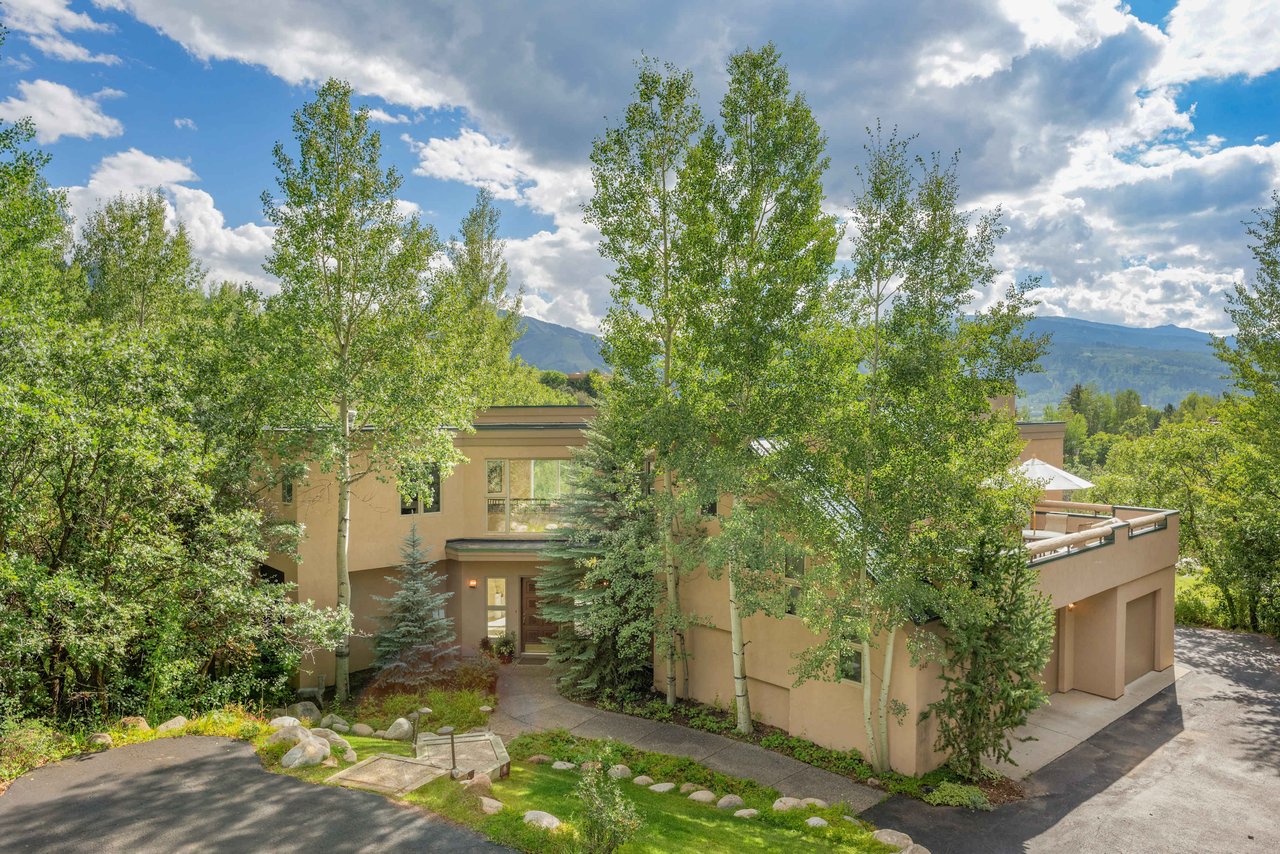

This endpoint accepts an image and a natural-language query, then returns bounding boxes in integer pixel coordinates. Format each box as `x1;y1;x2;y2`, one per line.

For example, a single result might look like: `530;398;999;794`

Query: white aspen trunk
334;404;352;703
875;626;898;773
664;470;679;706
862;636;879;771
728;569;752;734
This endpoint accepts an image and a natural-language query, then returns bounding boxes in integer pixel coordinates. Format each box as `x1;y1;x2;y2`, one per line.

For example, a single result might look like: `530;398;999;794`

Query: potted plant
479;636;495;659
494;632;517;664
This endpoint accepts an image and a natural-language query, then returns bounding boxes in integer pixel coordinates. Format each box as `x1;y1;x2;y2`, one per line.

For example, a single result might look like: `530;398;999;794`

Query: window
281;478;294;505
486;578;507;639
783;548;805;615
838;649;863;683
400;464;442;515
486;459;569;532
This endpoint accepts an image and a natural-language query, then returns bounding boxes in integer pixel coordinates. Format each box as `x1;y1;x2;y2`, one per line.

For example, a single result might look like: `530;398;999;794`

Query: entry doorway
519;576;555;655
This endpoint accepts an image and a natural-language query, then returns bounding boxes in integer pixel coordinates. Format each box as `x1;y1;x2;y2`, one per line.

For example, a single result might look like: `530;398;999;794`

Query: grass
330;687;496;733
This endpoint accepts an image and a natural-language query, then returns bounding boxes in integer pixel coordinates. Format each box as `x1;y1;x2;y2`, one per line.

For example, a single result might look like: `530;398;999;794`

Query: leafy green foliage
350;687;495;732
373;525;455;671
573;763;643;853
921;781;992;810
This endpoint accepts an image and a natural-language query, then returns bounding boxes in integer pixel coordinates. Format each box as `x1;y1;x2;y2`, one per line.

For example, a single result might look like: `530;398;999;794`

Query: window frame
281;478;294;505
485;577;508;640
837;648;864;684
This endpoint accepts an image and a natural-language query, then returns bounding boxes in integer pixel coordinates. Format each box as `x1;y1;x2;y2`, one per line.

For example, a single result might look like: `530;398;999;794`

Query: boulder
606;764;632;780
480;797;504;815
280;737;330;769
118;716;150;732
342;748;357;763
867;777;882;788
717;794;745;810
733;809;759;819
372;730;387;740
479;705;494;714
632;775;655;786
156;716;188;733
286;701;321;721
321;756;339;768
384;718;414;741
269;716;300;729
88;733;113;748
309;728;351;750
319;713;348;729
904;847;931;854
330;723;350;734
266;725;311;746
772;796;802;812
805;816;829;828
551;761;577;771
406;711;420;722
418;706;432;716
351;723;374;737
687;790;716;804
526;754;553;765
679;782;700;794
801;797;829;809
872;829;914;850
648;782;676;794
462;772;493;795
522;810;561;830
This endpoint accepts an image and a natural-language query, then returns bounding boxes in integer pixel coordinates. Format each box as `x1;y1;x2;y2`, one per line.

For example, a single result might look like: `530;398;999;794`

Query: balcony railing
1024;501;1176;565
487;497;564;533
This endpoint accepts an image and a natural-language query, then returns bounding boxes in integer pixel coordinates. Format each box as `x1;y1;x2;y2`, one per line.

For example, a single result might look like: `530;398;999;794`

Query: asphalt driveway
863;627;1280;853
0;736;508;853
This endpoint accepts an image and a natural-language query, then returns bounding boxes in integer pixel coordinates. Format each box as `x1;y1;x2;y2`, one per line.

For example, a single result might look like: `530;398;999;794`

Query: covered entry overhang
445;538;559;657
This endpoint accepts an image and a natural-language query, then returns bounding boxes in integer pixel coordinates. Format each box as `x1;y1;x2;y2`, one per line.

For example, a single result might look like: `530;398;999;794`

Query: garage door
1125;592;1156;684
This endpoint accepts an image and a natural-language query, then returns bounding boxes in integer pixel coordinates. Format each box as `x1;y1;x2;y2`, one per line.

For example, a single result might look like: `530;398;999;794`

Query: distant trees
1044;385;1221;469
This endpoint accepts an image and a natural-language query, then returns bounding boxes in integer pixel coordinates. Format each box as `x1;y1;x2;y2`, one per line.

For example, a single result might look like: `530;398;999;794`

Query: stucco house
265;403;1178;776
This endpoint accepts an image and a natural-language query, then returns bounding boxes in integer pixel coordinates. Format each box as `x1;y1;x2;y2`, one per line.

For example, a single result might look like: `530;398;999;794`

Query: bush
352;688;495;732
573;763;642;853
0;719;79;782
1175;571;1228;628
922;781;993;811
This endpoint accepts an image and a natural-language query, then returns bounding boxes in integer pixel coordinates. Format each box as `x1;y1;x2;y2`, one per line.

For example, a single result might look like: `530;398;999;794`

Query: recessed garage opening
1125;592;1157;684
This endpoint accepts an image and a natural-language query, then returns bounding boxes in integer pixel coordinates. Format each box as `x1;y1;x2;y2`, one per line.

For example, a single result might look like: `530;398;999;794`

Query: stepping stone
717;794;745;810
679;782;700;794
773;796;802;811
633;775;655;786
733;808;759;819
687;790;716;804
607;764;632;780
523;810;561;830
352;723;374;737
552;761;576;771
873;829;914;850
480;797;504;815
801;797;829;809
806;816;829;828
649;782;676;793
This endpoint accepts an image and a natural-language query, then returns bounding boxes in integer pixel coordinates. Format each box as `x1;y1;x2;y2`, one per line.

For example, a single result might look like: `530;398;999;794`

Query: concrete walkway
489;662;884;812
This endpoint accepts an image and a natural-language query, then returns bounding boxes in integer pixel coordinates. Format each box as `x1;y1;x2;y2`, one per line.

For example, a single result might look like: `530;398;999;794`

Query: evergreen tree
537;405;659;700
374;525;455;671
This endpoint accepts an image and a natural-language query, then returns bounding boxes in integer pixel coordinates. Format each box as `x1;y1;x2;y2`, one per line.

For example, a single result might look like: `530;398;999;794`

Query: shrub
353;688;495;732
573;763;642;853
1175;571;1228;628
922;781;993;810
0;719;79;782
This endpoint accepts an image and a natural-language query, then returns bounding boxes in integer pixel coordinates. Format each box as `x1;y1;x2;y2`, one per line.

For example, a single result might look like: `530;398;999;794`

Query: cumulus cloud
173;116;197;130
1;0;120;64
64;149;276;289
367;108;412;124
1149;0;1280;86
0;80;124;143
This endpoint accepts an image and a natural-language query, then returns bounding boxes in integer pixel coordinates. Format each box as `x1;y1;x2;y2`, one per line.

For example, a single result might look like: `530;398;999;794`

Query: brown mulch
979;774;1025;805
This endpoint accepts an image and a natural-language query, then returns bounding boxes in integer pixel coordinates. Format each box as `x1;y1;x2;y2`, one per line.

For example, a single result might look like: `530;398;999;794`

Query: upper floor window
400;464;442;515
783;548;806;615
838;648;864;683
281;478;294;505
487;458;569;533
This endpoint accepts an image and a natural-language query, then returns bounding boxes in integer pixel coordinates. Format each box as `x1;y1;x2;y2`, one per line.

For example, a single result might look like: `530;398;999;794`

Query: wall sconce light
1067;602;1075;610
468;579;478;589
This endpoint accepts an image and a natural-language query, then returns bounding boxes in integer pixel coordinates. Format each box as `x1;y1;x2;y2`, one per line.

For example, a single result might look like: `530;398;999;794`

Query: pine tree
374;525;456;673
537;405;659;700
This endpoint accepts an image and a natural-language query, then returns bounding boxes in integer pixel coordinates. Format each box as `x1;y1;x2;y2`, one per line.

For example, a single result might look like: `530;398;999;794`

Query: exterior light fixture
468;579;478;589
1067;602;1075;610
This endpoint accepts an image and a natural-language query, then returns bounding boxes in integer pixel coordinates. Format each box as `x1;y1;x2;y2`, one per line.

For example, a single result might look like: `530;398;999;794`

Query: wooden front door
520;576;555;654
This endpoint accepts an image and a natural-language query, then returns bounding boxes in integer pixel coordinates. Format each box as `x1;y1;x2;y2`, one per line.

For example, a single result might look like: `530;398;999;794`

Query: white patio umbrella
1017;456;1094;491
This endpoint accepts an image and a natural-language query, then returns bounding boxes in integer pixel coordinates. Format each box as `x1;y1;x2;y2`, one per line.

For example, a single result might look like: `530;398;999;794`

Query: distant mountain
512;313;1234;411
511;315;607;373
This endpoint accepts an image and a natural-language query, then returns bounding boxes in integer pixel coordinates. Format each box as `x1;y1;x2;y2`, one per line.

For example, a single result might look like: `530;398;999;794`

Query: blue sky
2;1;1278;334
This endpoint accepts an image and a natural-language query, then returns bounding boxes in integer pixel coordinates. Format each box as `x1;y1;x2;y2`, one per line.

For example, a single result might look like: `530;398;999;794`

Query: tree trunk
664;472;678;706
875;627;898;773
334;406;353;703
728;569;752;734
861;637;878;770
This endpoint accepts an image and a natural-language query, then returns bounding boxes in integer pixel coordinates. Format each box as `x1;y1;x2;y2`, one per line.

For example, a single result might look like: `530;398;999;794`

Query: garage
1125;592;1156;684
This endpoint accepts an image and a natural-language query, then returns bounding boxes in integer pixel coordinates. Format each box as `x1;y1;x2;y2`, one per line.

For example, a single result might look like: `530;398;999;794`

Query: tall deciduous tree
585;58;706;706
262;79;515;700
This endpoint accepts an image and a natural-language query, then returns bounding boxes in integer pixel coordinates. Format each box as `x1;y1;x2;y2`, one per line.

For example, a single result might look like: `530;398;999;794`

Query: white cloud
1149;0;1280;86
173;116;197;130
367;108;411;124
0;80;123;143
64;149;276;288
1;0;120;64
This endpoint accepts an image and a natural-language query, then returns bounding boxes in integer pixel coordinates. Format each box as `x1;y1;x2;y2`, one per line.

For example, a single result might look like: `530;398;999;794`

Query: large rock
118;716;150;732
156;716;187;733
526;754;553;764
632;775;655;786
384;718;414;740
462;773;493;795
522;810;561;830
330;723;350;733
280;737;330;769
88;733;113;748
480;797;504;815
351;723;374;737
309;728;351;750
286;701;321;721
372;730;387;740
342;748;357;763
872;829;914;850
805;816;829;828
801;797;829;809
269;716;300;729
551;761;576;771
606;764;632;780
687;790;716;804
679;782;700;794
904;847;931;854
733;808;759;819
772;796;802;812
648;782;675;793
266;725;311;746
320;713;348;729
717;794;745;810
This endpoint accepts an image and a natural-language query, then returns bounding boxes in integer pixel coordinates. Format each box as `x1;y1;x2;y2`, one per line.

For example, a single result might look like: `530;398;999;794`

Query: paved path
861;627;1280;853
0;736;507;853
490;662;884;812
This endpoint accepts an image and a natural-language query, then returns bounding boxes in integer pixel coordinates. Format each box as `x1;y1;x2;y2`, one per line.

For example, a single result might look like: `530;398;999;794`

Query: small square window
487;460;505;495
400;492;419;515
281;478;294;505
838;649;863;684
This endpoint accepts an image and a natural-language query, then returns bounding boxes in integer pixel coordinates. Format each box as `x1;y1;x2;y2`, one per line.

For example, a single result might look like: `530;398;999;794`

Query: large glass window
486;459;569;532
838;649;863;683
486;578;507;639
